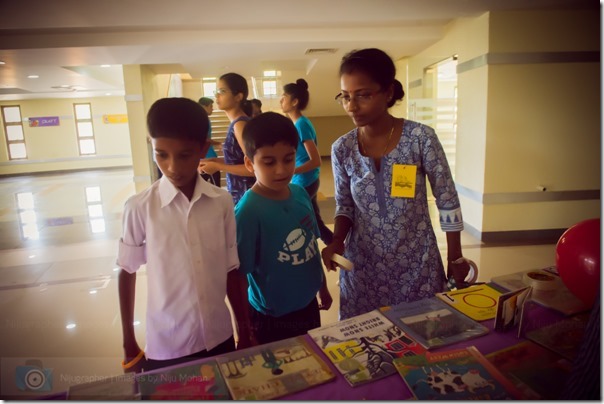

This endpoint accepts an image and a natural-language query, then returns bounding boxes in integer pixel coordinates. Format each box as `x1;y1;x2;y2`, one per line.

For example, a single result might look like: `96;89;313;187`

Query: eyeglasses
335;90;382;106
213;88;230;96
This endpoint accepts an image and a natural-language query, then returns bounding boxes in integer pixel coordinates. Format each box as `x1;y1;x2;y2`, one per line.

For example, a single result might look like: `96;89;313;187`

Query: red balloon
555;218;601;307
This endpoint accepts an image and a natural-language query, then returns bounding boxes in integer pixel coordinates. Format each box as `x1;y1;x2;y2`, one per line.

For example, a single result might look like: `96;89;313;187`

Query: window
262;80;277;96
2;105;27;160
202;77;217;99
73;103;96;155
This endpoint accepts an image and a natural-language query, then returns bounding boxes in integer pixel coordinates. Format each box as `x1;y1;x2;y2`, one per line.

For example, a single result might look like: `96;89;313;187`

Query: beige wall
309;115;356;156
406;9;600;240
0;97;132;175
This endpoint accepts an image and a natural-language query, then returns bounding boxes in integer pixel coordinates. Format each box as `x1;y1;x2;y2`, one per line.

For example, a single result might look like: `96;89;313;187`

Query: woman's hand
321;239;345;272
199;160;219;175
122;342;147;374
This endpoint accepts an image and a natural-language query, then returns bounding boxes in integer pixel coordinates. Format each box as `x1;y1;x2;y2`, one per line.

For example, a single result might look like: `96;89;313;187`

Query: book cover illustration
393;346;523;400
215;335;335;400
494;286;532;335
525;313;589;361
491;267;590;316
136;359;229;400
67;374;139;400
435;284;502;321
486;340;573;400
380;297;489;350
307;309;425;387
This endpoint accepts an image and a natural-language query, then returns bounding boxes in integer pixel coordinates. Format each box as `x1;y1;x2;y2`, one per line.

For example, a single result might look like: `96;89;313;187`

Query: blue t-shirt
234;184;323;317
291;116;320;188
205;126;217;158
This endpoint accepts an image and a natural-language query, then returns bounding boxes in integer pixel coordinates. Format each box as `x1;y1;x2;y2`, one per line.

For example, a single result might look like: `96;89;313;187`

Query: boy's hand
122;343;147;374
318;286;333;311
321;240;345;271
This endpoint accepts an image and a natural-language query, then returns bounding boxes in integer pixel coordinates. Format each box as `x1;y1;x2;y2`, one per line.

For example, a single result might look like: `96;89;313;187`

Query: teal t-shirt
291;116;320;187
234;184;323;317
205;126;217;158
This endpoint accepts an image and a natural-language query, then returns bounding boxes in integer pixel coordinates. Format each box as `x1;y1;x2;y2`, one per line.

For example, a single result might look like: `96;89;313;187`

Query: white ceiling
0;0;596;115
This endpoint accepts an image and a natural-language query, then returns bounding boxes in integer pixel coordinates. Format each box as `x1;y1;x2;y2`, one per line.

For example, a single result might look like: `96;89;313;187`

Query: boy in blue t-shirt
233;112;332;345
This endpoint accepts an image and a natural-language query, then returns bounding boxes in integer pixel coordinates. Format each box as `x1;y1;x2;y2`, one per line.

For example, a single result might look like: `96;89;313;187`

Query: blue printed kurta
331;120;463;320
223;115;255;205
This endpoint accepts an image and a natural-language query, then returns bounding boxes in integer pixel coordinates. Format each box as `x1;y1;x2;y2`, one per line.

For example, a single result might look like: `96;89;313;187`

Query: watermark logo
15;359;53;392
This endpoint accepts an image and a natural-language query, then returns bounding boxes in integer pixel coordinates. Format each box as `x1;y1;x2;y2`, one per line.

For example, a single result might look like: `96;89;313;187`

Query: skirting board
463;221;566;244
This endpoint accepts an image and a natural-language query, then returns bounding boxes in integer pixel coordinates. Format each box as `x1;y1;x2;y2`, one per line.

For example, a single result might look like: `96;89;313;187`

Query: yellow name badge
391;164;417;198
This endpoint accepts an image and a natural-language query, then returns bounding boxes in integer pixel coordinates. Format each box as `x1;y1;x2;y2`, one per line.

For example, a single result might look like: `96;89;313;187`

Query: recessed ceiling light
27;75;39;79
66;323;76;330
101;64;111;68
105;93;111;96
0;61;6;65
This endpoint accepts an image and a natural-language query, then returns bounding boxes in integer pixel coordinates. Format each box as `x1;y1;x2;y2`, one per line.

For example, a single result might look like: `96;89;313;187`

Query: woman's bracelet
121;349;145;370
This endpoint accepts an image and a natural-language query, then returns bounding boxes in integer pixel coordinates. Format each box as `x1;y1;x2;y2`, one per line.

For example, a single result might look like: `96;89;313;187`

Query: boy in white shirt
117;97;253;373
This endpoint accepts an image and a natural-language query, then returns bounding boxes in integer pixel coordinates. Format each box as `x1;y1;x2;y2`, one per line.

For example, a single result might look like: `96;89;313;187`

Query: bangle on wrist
121;349;145;370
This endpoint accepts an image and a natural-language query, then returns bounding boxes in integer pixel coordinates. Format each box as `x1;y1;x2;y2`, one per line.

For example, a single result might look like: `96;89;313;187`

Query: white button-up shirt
117;175;239;360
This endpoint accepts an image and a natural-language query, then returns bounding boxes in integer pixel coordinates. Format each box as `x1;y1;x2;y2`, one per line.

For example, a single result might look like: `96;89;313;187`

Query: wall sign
103;114;128;124
29;116;60;127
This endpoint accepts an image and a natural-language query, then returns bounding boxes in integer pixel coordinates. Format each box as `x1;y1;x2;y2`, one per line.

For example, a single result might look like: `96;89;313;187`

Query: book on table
493;286;532;336
485;340;573;400
435;283;503;321
380;297;489;350
135;358;229;400
525;312;590;361
215;335;335;400
307;309;426;387
393;345;524;400
490;266;590;316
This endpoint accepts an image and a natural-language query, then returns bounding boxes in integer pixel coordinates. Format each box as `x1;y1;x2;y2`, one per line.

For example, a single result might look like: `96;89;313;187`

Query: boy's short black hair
147;97;209;145
242;112;298;159
198;97;213;107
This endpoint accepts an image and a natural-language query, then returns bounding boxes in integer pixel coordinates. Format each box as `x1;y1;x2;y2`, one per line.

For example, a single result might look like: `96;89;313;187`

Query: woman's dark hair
242;112;298;159
339;48;405;108
283;78;310;111
147;97;209;145
220;71;249;104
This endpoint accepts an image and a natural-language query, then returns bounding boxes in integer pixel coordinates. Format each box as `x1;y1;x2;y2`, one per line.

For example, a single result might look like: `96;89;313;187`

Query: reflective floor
0;159;558;398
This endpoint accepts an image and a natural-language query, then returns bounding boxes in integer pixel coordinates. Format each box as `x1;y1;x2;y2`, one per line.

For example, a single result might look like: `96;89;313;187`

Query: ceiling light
27;75;39;79
0;61;5;65
101;64;111;68
305;48;338;55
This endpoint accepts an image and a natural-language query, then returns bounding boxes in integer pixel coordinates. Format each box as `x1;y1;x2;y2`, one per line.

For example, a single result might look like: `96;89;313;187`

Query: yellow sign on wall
103;114;128;124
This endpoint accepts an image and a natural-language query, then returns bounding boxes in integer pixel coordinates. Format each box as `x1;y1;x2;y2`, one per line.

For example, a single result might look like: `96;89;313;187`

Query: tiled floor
0;159;558;398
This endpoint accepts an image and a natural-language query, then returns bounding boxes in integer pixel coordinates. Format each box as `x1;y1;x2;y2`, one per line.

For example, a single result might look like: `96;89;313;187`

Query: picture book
393;346;524;400
307;309;425;387
435;283;502;321
525;313;589;361
67;374;139;400
136;358;229;400
493;286;532;335
491;267;590;316
486;340;573;400
380;297;489;350
215;335;335;400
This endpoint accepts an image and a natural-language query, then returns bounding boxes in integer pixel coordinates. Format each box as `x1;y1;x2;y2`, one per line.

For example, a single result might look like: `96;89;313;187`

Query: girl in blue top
281;79;334;245
199;73;255;205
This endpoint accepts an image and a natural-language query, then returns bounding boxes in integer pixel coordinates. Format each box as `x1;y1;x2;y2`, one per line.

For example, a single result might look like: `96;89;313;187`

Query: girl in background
281;79;334;245
199;73;255;204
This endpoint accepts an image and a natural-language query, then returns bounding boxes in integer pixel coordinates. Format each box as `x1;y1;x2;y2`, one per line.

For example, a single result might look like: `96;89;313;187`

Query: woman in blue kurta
199;73;255;205
321;48;470;320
